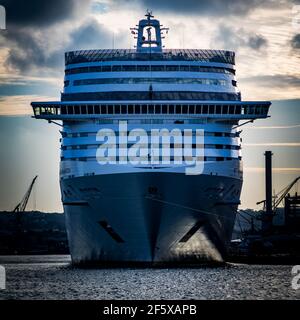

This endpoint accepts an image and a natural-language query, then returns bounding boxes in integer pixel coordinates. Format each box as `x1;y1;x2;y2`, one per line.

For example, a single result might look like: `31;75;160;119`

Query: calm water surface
0;255;299;300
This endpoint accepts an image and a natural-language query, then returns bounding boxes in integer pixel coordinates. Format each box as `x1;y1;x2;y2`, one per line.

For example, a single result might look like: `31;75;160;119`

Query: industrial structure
230;152;300;262
13;175;38;213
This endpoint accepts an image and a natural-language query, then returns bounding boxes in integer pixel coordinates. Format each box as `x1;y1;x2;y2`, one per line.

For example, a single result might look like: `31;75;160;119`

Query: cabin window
166;65;179;71
74;106;80;114
81;105;87;114
135;105;141;114
180;65;190;71
102;66;111;72
154;105;161;114
94;105;100;114
182;105;188;114
123;65;136;71
121;105;127;114
151;65;164;71
162;105;168;114
137;65;150;71
148;105;154;114
142;105;147;113
100;105;107;114
128;105;134;114
112;65;122;71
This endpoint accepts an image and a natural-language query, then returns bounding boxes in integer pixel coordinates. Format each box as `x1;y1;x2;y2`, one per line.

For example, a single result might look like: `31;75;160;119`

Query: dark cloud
248;35;268;50
3;27;62;74
0;0;114;75
68;20;112;51
214;25;268;51
1;0;91;27
123;0;274;16
2;19;116;75
291;34;300;49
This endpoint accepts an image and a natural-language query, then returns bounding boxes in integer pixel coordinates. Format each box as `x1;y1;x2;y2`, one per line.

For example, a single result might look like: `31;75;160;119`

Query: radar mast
130;10;169;53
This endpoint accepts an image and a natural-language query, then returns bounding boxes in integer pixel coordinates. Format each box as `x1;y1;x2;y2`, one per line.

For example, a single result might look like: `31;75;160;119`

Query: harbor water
0;255;299;300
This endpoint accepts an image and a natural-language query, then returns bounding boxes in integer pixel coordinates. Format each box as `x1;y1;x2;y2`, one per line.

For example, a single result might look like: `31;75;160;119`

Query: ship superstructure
32;12;270;265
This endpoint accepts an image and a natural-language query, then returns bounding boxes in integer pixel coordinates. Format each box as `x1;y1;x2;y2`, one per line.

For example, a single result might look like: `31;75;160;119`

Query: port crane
237;176;300;237
12;175;38;253
256;176;300;212
13;175;38;213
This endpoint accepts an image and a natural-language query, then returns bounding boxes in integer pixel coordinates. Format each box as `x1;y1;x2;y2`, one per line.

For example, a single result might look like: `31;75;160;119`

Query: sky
0;0;299;212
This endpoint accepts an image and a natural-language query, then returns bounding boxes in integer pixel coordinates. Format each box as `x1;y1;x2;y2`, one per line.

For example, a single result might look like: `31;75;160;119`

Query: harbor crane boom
273;176;300;209
13;175;38;213
256;176;300;211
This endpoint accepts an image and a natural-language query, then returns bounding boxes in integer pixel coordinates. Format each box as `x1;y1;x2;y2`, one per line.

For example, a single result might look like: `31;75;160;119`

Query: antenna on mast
145;9;154;20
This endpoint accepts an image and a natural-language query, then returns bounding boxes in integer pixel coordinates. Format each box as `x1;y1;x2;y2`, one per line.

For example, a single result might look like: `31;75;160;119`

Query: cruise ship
32;12;271;265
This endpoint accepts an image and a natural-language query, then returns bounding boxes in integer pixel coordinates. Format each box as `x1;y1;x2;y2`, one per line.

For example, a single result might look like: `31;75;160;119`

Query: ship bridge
32;100;270;121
